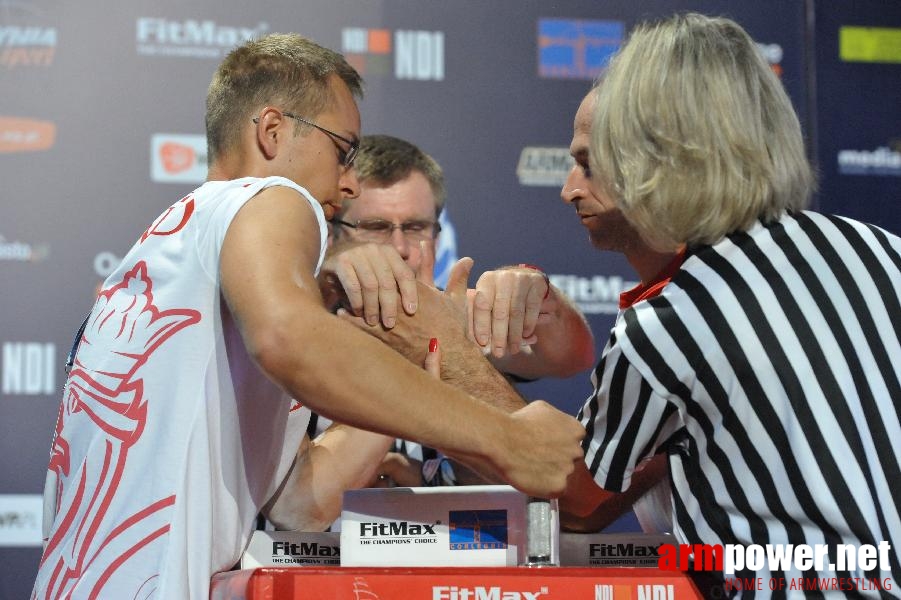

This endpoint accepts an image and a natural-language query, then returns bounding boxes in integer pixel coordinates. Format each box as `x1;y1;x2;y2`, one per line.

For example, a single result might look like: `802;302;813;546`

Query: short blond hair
345;134;446;217
591;13;814;250
206;33;363;165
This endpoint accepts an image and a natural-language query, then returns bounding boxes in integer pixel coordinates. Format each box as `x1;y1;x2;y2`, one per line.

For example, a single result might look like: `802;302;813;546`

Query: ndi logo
342;27;444;80
449;509;507;550
538;19;623;80
2;342;55;395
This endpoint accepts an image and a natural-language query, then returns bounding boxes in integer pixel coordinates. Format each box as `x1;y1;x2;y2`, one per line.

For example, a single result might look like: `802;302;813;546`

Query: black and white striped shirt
580;211;901;596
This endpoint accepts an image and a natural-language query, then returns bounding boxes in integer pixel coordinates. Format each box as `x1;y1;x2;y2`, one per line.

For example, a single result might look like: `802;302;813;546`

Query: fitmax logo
360;521;437;536
272;541;339;557
136;18;268;58
590;543;661;558
433;585;548;600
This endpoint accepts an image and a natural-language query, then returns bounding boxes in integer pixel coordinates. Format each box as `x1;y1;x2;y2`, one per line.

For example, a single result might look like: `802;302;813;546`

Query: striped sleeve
581;327;682;493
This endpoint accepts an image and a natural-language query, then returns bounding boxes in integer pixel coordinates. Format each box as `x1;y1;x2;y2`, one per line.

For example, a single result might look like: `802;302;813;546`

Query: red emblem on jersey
140;194;195;243
37;262;201;599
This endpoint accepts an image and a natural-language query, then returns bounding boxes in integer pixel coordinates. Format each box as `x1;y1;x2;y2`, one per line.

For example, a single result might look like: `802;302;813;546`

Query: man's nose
561;168;583;204
341;167;361;199
390;227;410;257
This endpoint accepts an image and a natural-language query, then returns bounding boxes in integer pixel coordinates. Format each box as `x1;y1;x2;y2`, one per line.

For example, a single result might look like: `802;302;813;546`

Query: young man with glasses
32;34;585;599
312;134;595;488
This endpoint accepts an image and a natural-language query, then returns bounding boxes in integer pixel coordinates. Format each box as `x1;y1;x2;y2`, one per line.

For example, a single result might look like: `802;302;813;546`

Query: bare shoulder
221;184;326;317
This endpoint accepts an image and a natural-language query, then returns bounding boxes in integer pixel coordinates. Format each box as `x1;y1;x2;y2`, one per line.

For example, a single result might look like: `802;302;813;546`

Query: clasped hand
319;241;553;360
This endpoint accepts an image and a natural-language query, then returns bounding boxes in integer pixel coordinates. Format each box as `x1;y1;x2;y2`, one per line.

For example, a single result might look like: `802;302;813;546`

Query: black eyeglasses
333;218;441;242
253;111;359;167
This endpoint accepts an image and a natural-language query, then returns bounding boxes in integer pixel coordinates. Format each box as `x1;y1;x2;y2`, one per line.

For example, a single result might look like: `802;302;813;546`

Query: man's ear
254;107;285;160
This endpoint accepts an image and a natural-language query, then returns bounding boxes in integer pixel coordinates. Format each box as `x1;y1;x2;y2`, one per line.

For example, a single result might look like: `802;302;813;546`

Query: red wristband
517;263;551;299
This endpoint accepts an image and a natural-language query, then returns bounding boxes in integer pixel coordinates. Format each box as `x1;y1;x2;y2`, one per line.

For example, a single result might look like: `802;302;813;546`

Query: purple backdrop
2;1;899;596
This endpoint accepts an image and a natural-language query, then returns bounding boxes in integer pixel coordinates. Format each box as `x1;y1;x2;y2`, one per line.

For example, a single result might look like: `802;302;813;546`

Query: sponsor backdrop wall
1;0;898;596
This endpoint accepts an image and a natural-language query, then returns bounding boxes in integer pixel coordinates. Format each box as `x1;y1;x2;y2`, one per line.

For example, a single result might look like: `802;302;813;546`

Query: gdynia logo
358;520;439;545
658;542;893;593
0;25;56;68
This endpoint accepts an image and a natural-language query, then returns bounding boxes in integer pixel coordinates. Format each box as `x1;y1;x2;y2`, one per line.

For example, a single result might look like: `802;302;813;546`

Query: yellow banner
840;27;901;63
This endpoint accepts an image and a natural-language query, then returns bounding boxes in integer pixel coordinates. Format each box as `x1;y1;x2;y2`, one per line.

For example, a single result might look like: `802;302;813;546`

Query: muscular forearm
264;426;395;531
559;454;668;532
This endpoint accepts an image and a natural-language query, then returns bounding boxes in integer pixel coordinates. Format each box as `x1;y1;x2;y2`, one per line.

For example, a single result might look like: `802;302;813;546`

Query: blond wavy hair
591;13;814;251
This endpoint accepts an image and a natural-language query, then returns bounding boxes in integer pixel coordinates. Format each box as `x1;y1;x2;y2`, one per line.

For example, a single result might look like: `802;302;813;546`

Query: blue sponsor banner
538;19;624;80
449;509;508;550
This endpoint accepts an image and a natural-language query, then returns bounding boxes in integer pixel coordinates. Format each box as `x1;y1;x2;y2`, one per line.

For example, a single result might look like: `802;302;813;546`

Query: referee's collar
619;247;687;309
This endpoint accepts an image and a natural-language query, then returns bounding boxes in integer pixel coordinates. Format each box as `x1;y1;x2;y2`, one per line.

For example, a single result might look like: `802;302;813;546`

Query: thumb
424;337;441;378
445;257;473;300
416;240;436;287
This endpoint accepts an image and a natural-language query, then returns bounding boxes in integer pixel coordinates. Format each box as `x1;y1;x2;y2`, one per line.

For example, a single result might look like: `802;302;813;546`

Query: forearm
264;426;395;531
251;301;517;482
438;335;528;413
559;454;668;532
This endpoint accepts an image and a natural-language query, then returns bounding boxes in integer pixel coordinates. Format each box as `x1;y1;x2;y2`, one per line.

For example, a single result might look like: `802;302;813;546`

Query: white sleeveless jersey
32;177;325;599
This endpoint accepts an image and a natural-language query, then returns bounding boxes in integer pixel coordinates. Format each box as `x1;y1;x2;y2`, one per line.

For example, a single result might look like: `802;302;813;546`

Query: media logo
342;27;444;80
516;147;573;187
838;146;901;177
538;19;623;80
549;274;638;315
0;117;55;152
0;233;50;261
2;341;55;395
448;509;507;550
136;18;268;59
0;1;57;70
151;134;208;183
0;494;43;547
